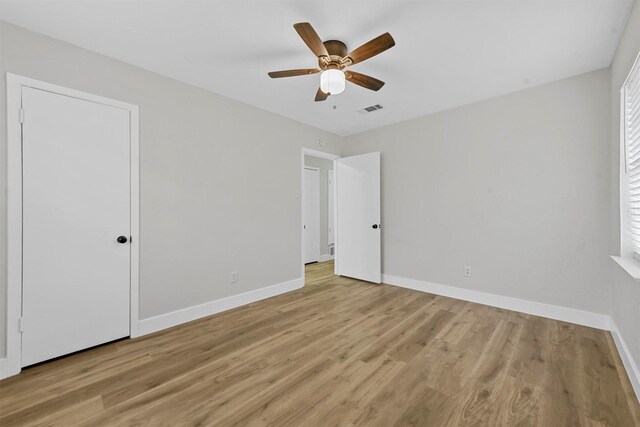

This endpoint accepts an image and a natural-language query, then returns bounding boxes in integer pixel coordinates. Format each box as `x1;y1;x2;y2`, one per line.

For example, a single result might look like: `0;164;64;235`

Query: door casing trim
303;166;321;264
5;73;140;378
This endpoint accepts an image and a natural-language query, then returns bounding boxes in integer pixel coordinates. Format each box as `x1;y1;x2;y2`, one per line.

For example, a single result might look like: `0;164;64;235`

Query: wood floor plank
508;316;549;384
388;308;456;363
30;396;105;427
350;343;452;426
0;353;153;418
539;321;583;426
298;356;406;426
470;320;522;387
433;376;542;426
0;260;638;426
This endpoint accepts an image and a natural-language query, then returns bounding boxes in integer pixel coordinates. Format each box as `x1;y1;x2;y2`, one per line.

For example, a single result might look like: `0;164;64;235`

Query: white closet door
336;152;381;283
304;168;320;264
21;87;131;366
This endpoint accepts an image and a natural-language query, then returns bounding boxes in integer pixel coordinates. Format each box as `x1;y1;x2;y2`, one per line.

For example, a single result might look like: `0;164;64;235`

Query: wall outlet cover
464;266;471;277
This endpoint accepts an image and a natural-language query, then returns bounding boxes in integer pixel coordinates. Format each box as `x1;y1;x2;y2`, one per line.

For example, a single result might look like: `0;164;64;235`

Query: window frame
620;50;640;261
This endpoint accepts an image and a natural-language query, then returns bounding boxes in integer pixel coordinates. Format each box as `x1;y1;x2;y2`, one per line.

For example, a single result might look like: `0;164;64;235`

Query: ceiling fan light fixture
268;23;394;101
320;69;345;95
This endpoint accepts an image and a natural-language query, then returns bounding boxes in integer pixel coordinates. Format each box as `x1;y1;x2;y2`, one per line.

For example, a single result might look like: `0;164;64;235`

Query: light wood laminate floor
1;261;638;426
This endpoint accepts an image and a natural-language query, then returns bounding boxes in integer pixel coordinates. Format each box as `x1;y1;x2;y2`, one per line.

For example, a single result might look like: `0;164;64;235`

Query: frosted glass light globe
320;69;345;95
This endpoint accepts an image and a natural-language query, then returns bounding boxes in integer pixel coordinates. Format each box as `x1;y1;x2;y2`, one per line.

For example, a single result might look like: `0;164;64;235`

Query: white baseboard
610;319;640;403
382;274;610;330
318;254;334;263
136;277;303;337
0;358;7;380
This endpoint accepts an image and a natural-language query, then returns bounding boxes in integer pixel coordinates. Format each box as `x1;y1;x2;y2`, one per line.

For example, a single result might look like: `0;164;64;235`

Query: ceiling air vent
357;104;384;115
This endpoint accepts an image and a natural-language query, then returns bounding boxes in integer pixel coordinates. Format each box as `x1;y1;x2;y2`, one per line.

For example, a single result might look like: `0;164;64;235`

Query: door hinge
19;108;24;123
18;317;24;333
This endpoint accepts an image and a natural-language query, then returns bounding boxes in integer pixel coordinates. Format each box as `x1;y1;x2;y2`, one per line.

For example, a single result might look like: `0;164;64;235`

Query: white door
304;168;320;264
21;87;131;367
328;169;335;247
336;152;381;283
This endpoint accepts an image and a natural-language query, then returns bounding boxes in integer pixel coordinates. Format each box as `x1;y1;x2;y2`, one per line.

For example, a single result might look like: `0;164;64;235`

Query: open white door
336;152;381;283
303;167;320;264
328;170;335;248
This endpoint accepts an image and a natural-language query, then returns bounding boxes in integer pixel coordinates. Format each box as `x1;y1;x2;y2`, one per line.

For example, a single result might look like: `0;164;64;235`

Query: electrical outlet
464;266;471;277
230;271;238;283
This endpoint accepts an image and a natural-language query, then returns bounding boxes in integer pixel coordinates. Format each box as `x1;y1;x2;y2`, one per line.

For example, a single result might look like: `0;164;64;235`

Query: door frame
5;73;140;378
301;148;340;285
303;166;321;264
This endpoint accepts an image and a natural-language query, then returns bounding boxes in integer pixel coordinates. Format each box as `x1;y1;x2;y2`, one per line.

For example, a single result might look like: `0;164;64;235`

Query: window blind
624;53;640;256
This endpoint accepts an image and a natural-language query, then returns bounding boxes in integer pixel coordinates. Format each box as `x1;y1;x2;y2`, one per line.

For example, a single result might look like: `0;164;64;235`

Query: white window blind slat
626;165;640;176
628;71;640;91
628;135;640;149
627;161;640;174
629;125;640;143
628;76;640;97
628;103;640;125
628;123;640;141
628;150;640;164
628;86;640;103
628;140;640;154
625;171;640;183
627;126;640;144
629;105;640;124
628;79;640;98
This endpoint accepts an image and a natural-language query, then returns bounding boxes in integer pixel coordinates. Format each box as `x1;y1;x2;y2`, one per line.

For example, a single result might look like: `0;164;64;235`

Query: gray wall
344;69;612;315
0;21;343;357
304;155;333;258
609;1;640;374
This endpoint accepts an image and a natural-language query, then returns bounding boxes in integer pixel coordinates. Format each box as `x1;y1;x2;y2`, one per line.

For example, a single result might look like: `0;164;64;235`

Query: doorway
6;74;140;377
300;148;382;286
301;149;339;282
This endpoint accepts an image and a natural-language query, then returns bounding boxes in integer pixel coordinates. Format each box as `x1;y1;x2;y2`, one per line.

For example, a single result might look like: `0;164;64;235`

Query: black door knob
117;236;128;244
372;224;379;229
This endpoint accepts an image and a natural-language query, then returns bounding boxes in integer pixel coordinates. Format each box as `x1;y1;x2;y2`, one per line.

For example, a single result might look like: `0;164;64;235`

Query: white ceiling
0;1;633;136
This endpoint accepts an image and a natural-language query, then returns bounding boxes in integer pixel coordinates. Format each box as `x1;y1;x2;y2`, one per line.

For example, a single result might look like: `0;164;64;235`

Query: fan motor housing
321;40;348;69
324;40;347;57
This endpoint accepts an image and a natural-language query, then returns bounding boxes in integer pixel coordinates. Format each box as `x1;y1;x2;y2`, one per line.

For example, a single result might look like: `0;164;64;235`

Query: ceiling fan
268;22;395;102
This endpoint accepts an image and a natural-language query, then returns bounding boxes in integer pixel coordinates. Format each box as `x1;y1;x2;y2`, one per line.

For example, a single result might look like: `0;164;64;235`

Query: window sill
611;256;640;282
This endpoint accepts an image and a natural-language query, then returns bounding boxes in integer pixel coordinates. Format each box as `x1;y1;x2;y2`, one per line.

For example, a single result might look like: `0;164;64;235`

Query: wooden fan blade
294;22;330;59
315;87;329;102
345;71;385;91
343;32;395;65
268;69;320;78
